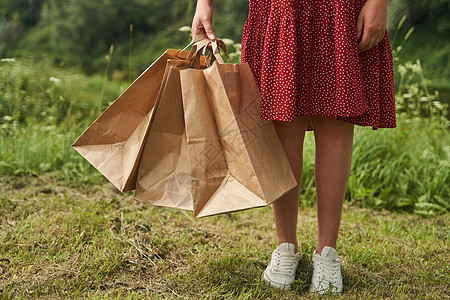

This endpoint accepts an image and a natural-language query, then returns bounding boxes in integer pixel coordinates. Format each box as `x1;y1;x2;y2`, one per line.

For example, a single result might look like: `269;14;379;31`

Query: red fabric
240;0;397;131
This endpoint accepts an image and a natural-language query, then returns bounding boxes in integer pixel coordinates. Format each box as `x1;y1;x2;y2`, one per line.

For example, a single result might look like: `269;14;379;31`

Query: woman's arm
356;0;389;53
191;0;215;39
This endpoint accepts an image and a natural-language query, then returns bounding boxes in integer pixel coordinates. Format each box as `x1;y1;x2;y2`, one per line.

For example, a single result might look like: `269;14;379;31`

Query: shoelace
272;251;300;275
314;255;340;283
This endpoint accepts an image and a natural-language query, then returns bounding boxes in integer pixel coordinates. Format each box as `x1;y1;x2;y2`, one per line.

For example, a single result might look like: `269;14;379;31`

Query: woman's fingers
356;14;364;42
358;25;386;53
358;27;376;53
203;22;215;40
356;0;388;53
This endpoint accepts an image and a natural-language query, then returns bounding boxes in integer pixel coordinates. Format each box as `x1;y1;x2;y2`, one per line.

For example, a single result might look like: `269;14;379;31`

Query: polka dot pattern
240;0;397;130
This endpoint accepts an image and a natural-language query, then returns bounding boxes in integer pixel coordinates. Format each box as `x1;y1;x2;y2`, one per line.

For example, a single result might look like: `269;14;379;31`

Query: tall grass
350;117;449;216
0;124;103;183
0;56;123;183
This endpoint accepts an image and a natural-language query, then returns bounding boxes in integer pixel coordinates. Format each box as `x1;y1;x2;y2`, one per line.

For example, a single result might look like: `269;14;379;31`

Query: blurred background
1;0;449;85
0;0;449;214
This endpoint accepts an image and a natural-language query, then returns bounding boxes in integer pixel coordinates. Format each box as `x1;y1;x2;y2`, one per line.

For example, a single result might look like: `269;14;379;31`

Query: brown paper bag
72;47;206;192
135;37;297;217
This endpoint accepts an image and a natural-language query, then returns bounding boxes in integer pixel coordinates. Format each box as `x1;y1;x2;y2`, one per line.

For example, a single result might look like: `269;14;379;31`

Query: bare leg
310;116;354;254
271;116;309;253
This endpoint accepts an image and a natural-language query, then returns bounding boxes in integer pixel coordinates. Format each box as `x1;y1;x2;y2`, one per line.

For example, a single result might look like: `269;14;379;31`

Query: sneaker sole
309;283;343;294
261;272;292;291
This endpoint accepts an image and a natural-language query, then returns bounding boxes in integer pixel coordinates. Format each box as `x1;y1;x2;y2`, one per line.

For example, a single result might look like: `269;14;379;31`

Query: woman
191;0;396;294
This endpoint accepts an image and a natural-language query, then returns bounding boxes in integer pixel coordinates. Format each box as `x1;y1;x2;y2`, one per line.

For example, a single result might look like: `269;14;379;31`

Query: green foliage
0;57;122;127
1;0;248;66
0;0;45;26
396;59;448;122
349;116;449;216
388;7;450;95
0;0;46;56
390;20;450;102
388;0;450;34
4;0;197;72
40;0;168;53
0;124;103;183
391;16;449;122
407;0;450;32
211;0;248;41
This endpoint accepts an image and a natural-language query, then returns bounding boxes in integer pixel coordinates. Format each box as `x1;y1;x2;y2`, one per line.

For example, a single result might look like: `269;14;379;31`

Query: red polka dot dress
240;0;397;131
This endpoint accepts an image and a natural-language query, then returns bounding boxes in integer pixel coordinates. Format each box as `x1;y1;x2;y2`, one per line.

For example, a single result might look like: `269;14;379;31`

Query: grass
0;176;448;299
349;117;449;215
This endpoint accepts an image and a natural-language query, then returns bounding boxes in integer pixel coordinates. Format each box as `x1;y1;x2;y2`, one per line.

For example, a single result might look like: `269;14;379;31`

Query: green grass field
1;176;449;299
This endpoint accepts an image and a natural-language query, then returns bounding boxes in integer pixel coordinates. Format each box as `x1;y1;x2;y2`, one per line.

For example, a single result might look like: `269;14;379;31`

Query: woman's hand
191;0;215;40
356;0;388;53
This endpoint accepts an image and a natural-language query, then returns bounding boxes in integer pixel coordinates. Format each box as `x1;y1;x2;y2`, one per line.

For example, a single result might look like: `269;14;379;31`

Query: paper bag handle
194;34;231;65
186;44;205;69
183;34;231;67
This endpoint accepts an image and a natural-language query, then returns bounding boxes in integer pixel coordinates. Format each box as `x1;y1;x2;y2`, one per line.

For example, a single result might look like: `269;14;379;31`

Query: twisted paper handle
184;34;231;67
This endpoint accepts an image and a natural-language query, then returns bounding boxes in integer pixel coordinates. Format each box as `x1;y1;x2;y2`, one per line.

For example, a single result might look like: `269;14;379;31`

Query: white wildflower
179;26;191;33
49;77;61;84
1;58;16;62
221;38;234;46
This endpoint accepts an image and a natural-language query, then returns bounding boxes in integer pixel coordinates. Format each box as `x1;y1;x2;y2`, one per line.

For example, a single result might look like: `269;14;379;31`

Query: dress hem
260;113;397;131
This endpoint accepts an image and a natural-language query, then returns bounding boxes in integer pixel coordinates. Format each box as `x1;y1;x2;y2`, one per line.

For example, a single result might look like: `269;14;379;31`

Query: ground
0;175;448;299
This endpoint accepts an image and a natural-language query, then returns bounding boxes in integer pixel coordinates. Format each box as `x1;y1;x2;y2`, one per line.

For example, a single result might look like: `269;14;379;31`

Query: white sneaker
262;242;301;290
309;246;343;294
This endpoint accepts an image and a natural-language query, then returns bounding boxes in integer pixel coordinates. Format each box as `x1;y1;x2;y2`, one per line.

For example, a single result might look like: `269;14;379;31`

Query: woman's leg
310;116;354;254
271;116;309;253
